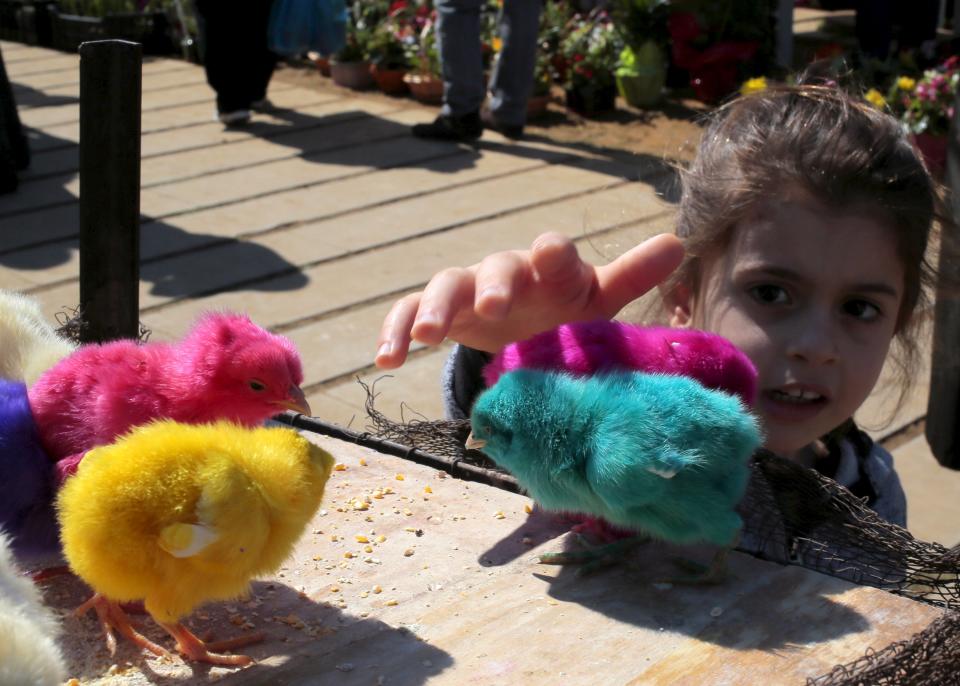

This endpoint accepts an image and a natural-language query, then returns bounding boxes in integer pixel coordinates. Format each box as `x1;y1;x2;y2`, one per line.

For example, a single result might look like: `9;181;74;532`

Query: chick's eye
843;299;881;322
249;380;266;392
748;284;790;306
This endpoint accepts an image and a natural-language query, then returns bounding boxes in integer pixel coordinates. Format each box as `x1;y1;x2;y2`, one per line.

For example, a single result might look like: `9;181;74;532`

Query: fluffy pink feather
483;320;757;404
483;320;758;543
28;312;310;470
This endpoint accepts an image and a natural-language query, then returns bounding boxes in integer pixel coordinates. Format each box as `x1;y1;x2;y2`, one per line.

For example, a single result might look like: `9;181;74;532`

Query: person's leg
195;0;248;116
487;0;542;133
436;0;485;117
412;0;484;141
247;0;278;105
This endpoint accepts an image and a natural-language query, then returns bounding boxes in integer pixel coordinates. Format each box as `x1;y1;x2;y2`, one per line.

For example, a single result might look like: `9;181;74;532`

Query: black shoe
480;109;523;140
411;112;483;142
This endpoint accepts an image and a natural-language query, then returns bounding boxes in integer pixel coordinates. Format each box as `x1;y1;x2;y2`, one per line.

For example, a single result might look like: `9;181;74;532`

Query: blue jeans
435;0;542;127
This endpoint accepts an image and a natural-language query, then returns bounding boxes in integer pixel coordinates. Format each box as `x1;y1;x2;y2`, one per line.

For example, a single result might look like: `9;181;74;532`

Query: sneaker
480;108;523;140
217;109;251;126
411;112;483;142
250;98;274;112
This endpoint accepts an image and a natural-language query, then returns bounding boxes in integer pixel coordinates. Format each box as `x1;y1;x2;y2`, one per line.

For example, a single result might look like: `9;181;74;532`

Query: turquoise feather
470;369;762;546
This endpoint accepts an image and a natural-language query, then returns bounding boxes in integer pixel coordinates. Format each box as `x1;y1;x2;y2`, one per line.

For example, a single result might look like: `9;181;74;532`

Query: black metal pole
78;39;141;344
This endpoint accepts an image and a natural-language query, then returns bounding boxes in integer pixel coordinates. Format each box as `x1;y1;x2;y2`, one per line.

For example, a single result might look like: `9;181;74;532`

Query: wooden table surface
40;432;943;686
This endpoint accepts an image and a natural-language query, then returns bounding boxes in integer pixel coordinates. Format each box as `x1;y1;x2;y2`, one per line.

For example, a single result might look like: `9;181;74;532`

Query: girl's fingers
410;267;477;345
596;233;685;316
375;292;421;369
473;250;530;320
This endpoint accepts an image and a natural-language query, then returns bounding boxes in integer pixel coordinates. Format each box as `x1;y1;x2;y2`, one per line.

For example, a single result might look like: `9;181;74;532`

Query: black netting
808;610;960;686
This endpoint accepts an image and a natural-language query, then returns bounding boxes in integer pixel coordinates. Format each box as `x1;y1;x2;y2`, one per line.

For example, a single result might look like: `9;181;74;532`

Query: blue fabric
436;0;541;126
268;0;347;57
0;379;59;555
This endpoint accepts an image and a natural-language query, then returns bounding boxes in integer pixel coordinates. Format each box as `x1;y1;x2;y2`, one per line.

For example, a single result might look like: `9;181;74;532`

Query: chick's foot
161;622;261;666
539;535;648;576
661;547;731;586
75;593;171;658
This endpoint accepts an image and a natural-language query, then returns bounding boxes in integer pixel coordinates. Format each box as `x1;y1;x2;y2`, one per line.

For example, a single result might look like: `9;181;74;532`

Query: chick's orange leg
160;622;259;666
75;594;171;658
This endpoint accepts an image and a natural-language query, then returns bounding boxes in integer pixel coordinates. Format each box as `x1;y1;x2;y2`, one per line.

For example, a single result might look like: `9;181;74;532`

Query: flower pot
912;132;948;179
404;72;444;105
330;60;373;90
526;94;550;119
313;55;331;77
616;41;666;108
372;65;408;95
565;84;616;116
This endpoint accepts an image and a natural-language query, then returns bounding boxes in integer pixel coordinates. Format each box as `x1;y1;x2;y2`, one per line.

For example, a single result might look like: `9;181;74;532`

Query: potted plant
330;6;373;90
885;57;960;179
527;50;554;118
368;5;414;95
560;11;621;116
403;10;443;104
611;0;669;108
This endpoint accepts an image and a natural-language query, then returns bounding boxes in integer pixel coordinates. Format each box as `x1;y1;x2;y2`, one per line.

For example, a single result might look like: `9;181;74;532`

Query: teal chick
467;369;762;577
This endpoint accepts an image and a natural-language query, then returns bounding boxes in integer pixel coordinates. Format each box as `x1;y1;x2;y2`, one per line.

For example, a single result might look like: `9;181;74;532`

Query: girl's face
672;195;905;459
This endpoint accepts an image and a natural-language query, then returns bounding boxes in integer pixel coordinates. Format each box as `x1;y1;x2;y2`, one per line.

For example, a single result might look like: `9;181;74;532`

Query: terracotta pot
330;60;373;90
404;72;444;105
314;55;331;77
372;65;409;95
912;132;947;180
526;94;550;119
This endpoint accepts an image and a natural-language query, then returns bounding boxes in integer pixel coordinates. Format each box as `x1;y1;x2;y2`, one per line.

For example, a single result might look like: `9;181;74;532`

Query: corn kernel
372;585;382;594
385;600;398;606
330;586;340;593
404;527;417;532
524;503;533;514
423;486;433;494
395;473;405;481
312;554;324;561
344;552;354;559
360;591;369;598
376;535;387;543
334;463;347;471
352;500;369;511
359;458;367;466
384;487;394;495
329;535;339;542
355;535;370;543
403;509;413;516
403;548;414;557
364;545;374;553
494;511;505;519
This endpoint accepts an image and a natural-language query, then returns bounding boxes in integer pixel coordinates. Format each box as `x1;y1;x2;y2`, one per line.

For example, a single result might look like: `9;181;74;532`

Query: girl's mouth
768;388;825;404
760;386;829;422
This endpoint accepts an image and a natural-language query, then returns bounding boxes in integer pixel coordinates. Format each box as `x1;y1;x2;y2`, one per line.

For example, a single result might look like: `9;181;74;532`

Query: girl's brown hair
663;84;942;424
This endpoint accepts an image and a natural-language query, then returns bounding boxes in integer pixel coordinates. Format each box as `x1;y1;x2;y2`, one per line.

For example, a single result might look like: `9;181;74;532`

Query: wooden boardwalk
1;40;679;432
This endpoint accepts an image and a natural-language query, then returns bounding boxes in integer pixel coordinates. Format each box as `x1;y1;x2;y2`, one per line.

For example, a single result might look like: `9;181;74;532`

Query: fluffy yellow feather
57;420;335;664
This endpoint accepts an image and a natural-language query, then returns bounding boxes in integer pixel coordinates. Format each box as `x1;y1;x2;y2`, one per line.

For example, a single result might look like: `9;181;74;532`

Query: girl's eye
249;380;266;392
748;284;789;305
842;299;881;322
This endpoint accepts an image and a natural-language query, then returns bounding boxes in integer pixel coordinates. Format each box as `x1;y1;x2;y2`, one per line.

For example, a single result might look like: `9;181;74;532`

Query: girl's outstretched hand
374;232;685;368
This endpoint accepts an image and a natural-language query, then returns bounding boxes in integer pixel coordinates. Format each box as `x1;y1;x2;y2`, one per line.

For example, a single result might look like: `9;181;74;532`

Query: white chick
0;530;66;686
0;289;76;386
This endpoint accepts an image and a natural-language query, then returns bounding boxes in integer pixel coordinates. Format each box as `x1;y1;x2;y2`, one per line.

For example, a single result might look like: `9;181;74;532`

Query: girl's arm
375;232;684;368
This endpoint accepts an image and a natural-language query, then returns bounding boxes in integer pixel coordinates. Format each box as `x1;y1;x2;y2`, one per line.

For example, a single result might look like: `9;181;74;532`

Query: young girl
374;84;940;531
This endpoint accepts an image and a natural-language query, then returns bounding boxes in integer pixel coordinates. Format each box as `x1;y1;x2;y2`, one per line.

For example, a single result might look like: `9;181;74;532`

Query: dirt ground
272;60;708;166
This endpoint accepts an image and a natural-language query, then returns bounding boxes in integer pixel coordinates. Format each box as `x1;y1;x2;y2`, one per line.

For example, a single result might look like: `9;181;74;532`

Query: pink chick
483;320;758;542
28;312;311;482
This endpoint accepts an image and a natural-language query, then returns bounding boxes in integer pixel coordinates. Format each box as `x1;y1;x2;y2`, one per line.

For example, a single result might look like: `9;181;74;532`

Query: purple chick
0;379;59;557
482;320;758;543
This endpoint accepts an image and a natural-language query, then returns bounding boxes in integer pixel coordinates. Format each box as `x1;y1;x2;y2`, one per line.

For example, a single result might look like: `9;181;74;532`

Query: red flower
573;54;584;62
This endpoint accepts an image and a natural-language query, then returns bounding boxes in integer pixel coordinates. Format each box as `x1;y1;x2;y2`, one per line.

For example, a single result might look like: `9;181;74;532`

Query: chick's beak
465;432;487;450
274;385;312;416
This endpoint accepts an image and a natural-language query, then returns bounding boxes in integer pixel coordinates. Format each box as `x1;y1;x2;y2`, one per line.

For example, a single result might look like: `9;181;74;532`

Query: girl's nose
785;314;839;365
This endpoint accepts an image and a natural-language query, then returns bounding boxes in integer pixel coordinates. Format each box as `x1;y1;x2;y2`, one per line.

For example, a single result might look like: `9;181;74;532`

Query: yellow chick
57;420;335;666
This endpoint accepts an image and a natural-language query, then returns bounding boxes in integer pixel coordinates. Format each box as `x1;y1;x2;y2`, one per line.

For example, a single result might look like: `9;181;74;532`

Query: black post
78;40;141;344
925;92;960;470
